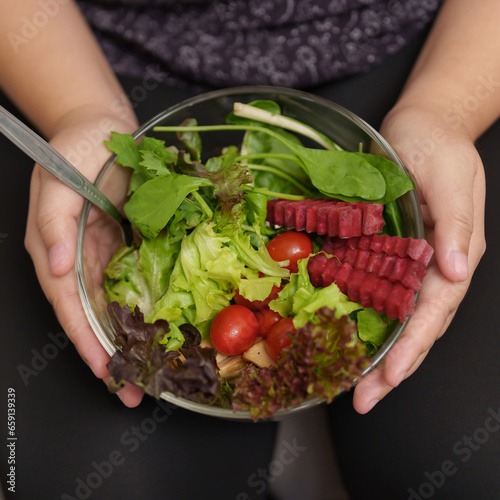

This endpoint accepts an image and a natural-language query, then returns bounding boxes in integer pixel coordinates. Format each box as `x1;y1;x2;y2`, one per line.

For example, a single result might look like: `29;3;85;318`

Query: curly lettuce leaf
232;307;371;420
150;219;286;336
269;257;361;324
149;220;245;333
104;226;185;316
104;246;151;315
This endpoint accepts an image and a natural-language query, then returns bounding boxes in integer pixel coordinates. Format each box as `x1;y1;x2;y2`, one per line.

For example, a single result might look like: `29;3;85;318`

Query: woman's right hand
24;109;144;407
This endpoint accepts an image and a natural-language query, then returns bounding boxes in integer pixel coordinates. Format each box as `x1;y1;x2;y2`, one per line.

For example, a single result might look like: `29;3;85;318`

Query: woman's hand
24;109;144;407
353;105;486;413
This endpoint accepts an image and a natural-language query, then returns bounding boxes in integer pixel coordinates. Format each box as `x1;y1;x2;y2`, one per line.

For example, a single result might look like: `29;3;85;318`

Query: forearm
0;0;137;138
391;0;500;140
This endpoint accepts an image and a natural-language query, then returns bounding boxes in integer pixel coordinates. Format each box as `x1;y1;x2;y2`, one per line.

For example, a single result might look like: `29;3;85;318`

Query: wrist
387;73;500;142
47;105;138;177
50;102;138;139
379;100;478;184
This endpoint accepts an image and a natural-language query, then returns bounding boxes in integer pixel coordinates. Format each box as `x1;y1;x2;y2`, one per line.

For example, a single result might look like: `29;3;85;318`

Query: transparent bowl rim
76;85;424;420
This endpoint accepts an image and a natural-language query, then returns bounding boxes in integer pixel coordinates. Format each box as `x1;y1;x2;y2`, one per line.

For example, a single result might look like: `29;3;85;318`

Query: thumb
28;167;82;278
424;150;476;283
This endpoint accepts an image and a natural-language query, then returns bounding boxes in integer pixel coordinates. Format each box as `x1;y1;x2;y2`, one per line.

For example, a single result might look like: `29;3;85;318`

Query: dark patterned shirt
77;0;442;89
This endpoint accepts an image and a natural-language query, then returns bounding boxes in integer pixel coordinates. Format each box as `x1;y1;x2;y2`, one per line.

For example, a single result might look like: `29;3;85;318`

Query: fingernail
449;251;468;280
367;399;379;412
48;243;69;275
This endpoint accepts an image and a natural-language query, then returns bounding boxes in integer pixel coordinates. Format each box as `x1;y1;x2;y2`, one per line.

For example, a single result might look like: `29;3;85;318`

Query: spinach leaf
243;129;313;194
124;174;212;239
358;153;414;205
292;148;386;201
383;200;405;237
229;102;314;190
155;123;404;202
128;171;150;195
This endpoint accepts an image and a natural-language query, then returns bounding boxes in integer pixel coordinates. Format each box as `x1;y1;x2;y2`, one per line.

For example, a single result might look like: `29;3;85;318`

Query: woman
0;1;494;498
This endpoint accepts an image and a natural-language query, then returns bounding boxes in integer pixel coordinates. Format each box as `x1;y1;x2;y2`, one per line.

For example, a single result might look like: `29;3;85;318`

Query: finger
26;167;84;277
25;179;110;379
383;268;464;384
33;252;111;379
353;349;428;414
102;377;144;408
419;147;479;283
353;266;467;413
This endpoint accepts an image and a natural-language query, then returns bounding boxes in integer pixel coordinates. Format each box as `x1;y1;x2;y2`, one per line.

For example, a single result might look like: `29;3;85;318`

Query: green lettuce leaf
104;226;185;316
356;308;396;356
138;228;184;304
150;219;286;337
104;132;142;172
228;227;289;279
269;257;361;325
104;246;151;314
149;220;245;334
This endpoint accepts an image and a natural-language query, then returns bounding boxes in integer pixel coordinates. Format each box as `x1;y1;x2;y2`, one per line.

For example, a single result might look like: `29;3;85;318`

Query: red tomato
267;232;313;273
233;283;282;311
210;305;259;356
254;309;283;338
266;317;296;362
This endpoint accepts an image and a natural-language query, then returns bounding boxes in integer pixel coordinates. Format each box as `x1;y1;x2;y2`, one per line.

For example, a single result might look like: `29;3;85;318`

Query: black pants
1;31;499;499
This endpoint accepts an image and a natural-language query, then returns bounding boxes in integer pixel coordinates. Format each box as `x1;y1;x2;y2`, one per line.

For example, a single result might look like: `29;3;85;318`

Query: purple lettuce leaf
232;307;372;421
106;302;221;403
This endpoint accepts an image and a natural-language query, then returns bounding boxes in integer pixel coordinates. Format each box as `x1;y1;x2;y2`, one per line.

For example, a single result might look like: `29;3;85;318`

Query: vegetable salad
102;100;430;420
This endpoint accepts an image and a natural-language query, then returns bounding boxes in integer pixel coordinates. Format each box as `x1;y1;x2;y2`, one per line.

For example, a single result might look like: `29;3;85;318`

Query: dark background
1;31;500;499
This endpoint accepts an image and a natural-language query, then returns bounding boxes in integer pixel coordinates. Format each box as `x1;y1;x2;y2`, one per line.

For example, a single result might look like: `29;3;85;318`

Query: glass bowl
75;86;424;420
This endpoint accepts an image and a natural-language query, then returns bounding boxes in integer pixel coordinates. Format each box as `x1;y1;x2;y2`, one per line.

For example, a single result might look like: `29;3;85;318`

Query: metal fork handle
0;105;125;223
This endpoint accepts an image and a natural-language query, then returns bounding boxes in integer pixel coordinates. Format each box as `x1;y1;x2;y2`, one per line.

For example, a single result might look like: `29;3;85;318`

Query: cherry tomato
210;305;259;356
266;317;296;362
233;283;282;311
267;231;313;273
254;309;283;338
